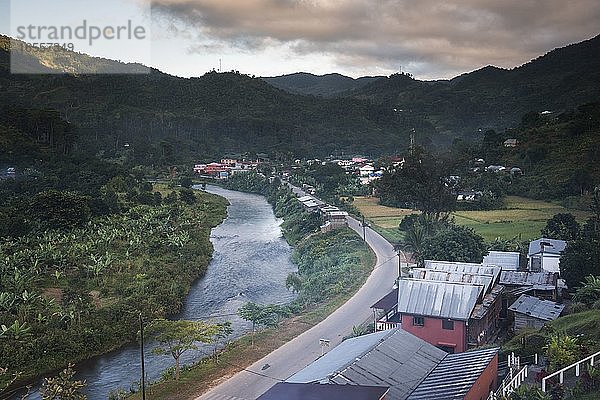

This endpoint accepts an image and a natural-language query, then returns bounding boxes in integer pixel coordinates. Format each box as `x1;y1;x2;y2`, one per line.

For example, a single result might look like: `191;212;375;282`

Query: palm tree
398;224;427;267
574;275;600;306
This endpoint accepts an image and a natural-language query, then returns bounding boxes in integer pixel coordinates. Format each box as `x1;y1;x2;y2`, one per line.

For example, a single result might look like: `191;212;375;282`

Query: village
190;152;584;400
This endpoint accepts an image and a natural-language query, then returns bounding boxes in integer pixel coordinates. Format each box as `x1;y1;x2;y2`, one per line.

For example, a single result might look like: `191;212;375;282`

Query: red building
373;269;504;353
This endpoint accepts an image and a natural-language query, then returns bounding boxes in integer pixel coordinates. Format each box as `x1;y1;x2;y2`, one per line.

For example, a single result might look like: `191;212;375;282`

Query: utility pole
362;215;366;241
139;313;146;400
398;250;402;279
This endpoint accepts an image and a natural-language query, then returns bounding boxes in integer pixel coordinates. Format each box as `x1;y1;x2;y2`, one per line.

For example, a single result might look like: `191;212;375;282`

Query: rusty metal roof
411;268;493;294
396;279;481;321
423;260;501;285
499;271;556;290
483;251;520;271
509;294;565;321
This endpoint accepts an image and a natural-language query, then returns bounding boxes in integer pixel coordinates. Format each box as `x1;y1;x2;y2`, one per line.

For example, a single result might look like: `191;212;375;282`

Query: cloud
151;0;600;78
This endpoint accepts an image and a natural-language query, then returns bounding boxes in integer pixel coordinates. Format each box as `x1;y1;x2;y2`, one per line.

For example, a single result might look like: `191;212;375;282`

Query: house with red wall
396;279;481;353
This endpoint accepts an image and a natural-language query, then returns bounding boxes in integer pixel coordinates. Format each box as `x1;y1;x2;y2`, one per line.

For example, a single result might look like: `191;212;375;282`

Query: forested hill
1;34;600;164
351;34;600;136
0;36;425;162
262;72;383;97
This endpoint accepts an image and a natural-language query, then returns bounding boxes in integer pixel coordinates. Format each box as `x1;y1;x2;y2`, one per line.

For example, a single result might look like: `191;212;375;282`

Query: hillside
352;34;600;136
502;103;600;200
1;37;427;162
262;72;383;97
1;34;600;163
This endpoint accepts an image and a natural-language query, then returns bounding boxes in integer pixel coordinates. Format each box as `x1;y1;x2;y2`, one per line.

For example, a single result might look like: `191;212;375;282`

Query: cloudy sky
2;0;600;79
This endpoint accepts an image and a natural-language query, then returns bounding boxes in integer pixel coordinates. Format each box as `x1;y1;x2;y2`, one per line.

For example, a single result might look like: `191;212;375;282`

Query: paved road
197;191;400;400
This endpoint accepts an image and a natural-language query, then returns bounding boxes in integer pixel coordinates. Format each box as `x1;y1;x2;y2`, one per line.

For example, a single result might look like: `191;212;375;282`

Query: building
483;251;521;271
321;210;349;232
359;164;375;177
499;270;559;301
509;294;565;330
407;347;499;400
503;138;518;147
288;329;498;400
257;383;389;400
528;238;567;274
373;261;504;352
394;279;481;353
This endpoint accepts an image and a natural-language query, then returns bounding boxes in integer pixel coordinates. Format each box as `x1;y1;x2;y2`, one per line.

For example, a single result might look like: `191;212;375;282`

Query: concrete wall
401;315;467;353
465;353;499;400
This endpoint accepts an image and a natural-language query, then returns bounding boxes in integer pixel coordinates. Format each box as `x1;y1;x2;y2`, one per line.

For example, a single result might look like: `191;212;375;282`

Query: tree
541;213;580;241
40;363;87;400
29;190;91;230
376;148;456;222
573;275;600;306
560;240;600;289
147;319;221;380
421;224;487;263
398;224;427;267
237;302;281;346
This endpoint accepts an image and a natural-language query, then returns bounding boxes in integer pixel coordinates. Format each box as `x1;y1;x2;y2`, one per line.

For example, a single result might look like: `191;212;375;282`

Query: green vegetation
147;319;226;381
3;34;600;162
40;364;87;400
135;227;374;400
0;189;227;389
0;107;228;392
290;229;373;308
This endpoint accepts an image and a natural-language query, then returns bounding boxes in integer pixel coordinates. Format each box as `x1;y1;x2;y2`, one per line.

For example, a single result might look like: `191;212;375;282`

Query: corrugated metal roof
528;238;567;256
396;279;481;321
287;330;393;384
483;251;520;271
471;285;504;320
411;268;493;294
424;260;501;285
371;288;398;310
329;329;447;400
407;347;499;399
508;294;565;321
499;271;556;290
257;383;389;400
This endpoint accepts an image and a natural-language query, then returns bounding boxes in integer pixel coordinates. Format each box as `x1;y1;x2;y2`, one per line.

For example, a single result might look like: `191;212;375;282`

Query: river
30;185;298;399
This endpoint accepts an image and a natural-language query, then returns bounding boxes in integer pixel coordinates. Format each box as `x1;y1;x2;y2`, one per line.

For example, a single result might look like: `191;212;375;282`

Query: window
412;316;424;326
442;319;455;330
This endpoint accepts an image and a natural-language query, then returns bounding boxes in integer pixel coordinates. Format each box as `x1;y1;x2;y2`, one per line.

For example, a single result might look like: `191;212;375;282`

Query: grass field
353;195;591;243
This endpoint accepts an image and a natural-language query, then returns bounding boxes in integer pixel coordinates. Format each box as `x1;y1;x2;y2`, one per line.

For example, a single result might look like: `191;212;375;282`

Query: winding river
31;186;298;399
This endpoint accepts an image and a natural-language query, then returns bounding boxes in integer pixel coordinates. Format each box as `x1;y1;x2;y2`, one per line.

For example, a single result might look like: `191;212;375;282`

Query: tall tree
147;319;221;380
376;148;456;222
421;224;487;263
560;240;600;289
541;213;580;241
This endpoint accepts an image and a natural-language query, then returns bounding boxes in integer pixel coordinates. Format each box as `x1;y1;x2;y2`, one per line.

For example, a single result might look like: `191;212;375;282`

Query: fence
541;350;600;392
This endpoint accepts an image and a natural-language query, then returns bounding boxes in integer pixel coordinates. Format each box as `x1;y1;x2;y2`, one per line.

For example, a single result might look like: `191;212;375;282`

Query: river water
31;186;298;399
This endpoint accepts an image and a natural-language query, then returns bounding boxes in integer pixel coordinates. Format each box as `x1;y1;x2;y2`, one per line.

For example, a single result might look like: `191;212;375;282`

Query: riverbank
1;186;228;396
129;175;376;399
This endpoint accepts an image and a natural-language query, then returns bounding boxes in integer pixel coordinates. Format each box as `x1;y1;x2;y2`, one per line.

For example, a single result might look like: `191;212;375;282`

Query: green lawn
353;195;590;243
453;196;590;242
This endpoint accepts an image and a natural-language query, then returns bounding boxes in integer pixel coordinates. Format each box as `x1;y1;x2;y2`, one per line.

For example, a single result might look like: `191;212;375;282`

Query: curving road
197;194;400;400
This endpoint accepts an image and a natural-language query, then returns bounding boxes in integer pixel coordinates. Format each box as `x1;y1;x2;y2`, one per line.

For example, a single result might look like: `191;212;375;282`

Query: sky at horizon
1;0;599;80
